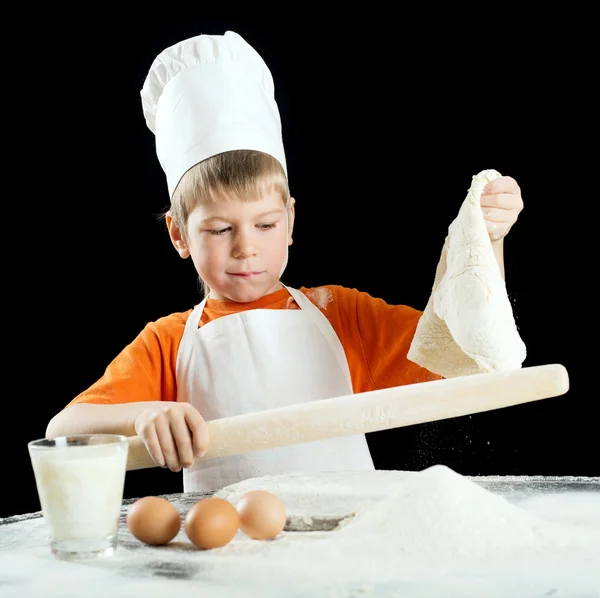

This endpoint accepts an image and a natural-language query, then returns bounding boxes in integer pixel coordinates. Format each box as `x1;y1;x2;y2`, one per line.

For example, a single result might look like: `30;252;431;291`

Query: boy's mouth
228;271;263;278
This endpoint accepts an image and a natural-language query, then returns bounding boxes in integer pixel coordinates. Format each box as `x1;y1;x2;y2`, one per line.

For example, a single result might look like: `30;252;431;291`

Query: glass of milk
28;434;129;560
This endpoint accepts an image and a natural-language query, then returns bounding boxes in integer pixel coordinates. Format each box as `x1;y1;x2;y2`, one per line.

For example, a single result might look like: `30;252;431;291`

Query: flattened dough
407;169;526;378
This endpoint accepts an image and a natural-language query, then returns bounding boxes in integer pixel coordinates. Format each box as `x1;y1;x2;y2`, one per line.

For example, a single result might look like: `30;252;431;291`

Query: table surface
2;471;600;598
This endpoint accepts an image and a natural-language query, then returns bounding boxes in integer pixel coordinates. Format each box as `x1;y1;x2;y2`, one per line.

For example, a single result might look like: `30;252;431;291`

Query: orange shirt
67;285;441;407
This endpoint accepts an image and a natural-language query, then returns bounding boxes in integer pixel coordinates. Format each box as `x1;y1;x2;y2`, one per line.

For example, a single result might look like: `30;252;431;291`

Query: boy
45;31;524;492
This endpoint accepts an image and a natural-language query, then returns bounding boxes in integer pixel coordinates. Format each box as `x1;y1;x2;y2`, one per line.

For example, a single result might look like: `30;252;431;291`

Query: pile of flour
334;464;598;562
206;464;600;593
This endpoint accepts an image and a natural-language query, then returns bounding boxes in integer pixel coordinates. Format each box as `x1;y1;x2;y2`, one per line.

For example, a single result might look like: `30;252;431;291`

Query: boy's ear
166;212;190;259
287;196;296;246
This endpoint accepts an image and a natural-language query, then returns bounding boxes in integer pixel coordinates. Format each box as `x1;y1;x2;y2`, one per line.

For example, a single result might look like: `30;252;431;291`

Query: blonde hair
164;150;290;298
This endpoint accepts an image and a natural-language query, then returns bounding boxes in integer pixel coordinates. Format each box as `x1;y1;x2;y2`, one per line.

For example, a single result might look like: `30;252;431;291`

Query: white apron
176;285;375;492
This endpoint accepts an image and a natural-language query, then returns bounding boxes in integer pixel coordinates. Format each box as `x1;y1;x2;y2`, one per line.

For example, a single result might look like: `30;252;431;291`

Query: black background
4;9;595;518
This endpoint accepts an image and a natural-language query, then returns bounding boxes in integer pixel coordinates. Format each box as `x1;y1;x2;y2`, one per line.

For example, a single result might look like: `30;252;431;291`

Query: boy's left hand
481;176;524;242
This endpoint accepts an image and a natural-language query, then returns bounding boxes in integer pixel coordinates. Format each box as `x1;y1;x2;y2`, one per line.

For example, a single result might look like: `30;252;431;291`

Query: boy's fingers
155;416;181;472
170;414;195;469
142;426;165;468
483;175;520;195
481;207;517;222
185;409;210;458
481;192;523;210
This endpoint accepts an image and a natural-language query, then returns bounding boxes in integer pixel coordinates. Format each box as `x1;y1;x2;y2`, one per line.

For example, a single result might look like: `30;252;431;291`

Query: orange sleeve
66;311;191;408
354;288;443;388
302;286;442;393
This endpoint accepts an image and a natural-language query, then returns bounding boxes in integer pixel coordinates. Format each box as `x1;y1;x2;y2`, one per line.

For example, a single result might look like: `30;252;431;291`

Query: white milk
30;443;128;542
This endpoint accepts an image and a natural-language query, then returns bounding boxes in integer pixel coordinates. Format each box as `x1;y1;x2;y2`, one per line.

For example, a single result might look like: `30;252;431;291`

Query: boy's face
169;190;295;303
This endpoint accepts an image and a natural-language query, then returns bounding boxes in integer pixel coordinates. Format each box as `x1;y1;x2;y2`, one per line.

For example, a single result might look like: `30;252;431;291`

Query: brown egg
184;497;239;550
236;490;287;540
126;496;181;545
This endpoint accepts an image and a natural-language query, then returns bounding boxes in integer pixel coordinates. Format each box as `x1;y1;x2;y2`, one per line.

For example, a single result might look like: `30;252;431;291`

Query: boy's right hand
133;403;209;472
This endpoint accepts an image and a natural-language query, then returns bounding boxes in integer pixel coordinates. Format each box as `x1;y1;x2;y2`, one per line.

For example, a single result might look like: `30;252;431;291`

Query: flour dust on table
2;465;599;598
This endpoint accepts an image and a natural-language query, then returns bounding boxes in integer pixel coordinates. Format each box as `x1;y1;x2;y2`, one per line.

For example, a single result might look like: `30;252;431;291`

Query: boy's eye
207;223;276;235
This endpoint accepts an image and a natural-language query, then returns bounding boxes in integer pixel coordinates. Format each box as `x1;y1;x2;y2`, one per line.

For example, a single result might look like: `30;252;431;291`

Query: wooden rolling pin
126;363;569;471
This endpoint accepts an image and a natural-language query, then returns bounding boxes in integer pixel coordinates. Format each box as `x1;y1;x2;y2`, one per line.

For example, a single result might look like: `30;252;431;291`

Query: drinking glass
28;434;129;560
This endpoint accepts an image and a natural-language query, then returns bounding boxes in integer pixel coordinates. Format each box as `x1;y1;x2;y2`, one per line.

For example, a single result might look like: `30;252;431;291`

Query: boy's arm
46;399;209;472
46;401;162;438
45;313;187;439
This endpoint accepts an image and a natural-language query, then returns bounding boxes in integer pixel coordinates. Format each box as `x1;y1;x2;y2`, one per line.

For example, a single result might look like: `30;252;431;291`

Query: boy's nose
232;231;258;258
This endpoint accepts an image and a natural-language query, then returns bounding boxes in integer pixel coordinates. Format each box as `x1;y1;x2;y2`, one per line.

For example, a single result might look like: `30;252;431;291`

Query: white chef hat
140;31;287;198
